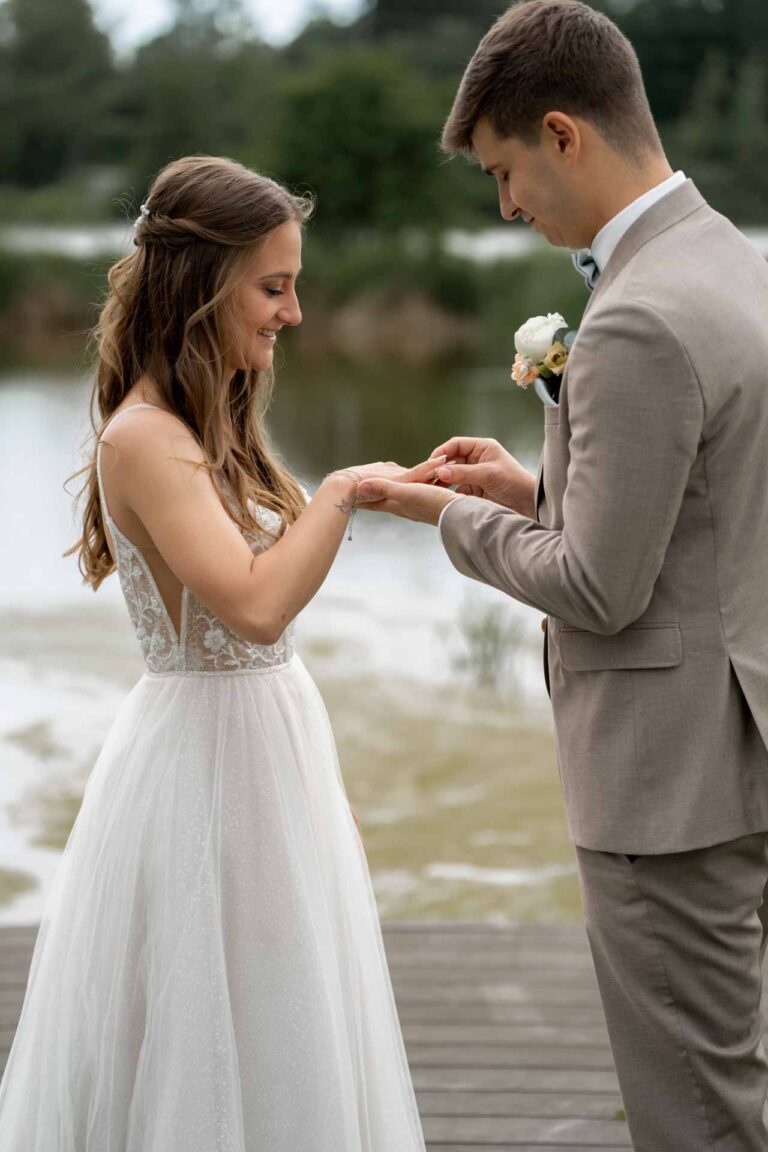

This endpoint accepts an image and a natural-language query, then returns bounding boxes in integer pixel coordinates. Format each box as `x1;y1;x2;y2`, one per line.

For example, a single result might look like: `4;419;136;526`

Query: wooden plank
397;1005;610;1025
392;985;604;1006
408;1046;617;1070
402;1025;611;1048
381;922;588;934
391;972;598;990
411;1067;622;1094
423;1117;631;1144
415;1091;624;1119
387;958;598;974
0;921;635;1148
425;1146;632;1151
0;976;32;991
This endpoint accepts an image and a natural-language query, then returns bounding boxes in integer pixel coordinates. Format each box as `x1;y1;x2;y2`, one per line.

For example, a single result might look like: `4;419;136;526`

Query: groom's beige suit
439;178;768;1150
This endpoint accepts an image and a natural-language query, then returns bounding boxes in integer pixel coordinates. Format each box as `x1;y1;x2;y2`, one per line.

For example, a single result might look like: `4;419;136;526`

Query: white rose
514;312;567;363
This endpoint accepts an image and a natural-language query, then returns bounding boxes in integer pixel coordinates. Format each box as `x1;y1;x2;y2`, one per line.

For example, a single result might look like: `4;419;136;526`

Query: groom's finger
356;478;393;504
435;463;490;488
430;437;480;461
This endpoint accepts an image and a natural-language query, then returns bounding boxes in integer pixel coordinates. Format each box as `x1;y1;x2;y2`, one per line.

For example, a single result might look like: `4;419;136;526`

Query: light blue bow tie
571;248;600;291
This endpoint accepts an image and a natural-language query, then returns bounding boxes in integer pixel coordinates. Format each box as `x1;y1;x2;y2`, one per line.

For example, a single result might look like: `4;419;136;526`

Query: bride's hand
336;456;447;485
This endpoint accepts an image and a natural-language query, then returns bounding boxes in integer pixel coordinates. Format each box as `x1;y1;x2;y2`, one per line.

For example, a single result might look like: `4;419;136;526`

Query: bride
0;155;434;1151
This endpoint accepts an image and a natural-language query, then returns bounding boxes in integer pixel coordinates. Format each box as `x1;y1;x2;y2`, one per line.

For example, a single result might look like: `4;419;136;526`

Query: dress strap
96;402;164;525
98;402;164;442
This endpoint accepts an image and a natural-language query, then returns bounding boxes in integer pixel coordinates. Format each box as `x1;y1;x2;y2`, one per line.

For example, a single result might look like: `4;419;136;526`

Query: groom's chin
541;229;569;249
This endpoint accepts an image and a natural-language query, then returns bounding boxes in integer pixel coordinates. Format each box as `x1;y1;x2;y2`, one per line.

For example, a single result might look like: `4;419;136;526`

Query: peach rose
511;353;540;388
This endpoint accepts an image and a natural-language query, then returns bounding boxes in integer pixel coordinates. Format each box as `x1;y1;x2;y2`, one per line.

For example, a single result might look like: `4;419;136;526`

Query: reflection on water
0;360;580;926
269;349;546;476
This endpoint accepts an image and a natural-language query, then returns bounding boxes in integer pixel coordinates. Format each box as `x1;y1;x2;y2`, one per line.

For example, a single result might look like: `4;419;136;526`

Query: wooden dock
0;921;631;1149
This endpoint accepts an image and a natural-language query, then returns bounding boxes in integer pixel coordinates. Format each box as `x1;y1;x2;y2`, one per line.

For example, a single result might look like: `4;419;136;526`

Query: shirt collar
588;170;687;274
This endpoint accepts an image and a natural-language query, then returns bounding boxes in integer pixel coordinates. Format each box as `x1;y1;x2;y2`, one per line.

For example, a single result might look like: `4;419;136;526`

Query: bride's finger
399;455;447;483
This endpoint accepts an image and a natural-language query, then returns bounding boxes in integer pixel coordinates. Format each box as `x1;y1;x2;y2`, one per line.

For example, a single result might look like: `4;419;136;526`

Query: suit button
541;617;547;633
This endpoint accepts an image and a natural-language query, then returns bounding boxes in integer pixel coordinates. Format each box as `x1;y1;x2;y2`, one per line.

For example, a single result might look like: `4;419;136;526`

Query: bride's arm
104;412;402;645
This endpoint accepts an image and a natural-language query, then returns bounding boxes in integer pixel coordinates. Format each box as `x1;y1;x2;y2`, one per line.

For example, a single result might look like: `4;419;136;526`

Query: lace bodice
96;403;296;676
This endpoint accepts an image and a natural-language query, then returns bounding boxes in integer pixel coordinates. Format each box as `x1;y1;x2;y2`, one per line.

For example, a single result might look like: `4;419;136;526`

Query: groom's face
471;117;577;249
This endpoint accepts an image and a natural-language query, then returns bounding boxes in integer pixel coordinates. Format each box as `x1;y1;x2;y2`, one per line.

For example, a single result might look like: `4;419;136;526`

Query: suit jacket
440;179;768;853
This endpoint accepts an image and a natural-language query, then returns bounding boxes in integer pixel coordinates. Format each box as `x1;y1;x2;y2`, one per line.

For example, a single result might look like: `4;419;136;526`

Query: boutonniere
511;312;577;391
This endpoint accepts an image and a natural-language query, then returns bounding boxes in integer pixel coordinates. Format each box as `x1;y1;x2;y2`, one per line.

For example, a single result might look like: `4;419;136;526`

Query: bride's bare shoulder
99;403;205;470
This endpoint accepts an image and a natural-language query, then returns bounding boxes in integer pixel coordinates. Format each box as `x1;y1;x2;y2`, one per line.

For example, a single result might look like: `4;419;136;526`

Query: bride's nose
279;290;302;327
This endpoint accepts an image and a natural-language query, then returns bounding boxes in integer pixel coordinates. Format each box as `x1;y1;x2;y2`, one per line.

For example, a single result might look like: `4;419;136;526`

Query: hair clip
134;203;150;228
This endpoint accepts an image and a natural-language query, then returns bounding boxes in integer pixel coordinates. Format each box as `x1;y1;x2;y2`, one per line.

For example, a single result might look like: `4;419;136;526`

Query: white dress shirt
590;169;687;274
437;170;688;534
437;493;464;531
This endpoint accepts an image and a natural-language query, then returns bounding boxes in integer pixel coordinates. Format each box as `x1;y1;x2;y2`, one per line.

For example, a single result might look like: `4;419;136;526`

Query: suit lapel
533;180;708;524
580;179;706;320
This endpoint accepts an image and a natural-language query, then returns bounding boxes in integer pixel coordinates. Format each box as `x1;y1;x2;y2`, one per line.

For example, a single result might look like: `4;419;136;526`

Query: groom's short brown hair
442;0;662;162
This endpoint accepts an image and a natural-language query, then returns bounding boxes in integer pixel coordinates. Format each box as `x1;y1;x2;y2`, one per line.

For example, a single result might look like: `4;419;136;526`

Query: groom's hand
427;436;536;518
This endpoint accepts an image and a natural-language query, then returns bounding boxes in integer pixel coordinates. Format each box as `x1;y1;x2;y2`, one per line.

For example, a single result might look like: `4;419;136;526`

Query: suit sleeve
439;300;704;634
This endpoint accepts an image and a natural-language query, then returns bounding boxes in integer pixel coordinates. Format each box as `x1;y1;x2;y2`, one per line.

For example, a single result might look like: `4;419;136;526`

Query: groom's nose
499;187;520;222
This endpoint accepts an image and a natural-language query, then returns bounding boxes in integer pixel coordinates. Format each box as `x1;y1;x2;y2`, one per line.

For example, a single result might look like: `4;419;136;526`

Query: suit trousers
575;831;768;1151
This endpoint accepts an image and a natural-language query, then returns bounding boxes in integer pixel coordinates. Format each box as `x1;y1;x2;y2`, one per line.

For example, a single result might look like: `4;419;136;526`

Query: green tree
361;0;500;41
670;49;768;221
119;18;282;193
614;0;768;126
725;54;768;220
276;50;443;235
672;51;730;166
0;0;115;185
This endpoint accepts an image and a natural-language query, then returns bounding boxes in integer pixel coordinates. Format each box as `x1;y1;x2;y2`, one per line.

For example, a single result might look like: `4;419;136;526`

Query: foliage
1;0;768;224
0;0;114;186
669;52;768;222
117;25;282;194
275;49;444;235
0;240;593;373
447;592;525;694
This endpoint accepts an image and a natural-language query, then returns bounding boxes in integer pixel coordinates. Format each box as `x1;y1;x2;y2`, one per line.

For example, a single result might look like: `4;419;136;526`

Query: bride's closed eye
264;287;283;298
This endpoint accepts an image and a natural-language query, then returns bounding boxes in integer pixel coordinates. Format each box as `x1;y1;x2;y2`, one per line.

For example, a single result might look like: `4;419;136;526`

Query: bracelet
328;468;363;541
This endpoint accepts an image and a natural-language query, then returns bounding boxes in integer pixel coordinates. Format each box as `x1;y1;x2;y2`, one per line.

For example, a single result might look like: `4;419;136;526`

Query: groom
357;1;768;1148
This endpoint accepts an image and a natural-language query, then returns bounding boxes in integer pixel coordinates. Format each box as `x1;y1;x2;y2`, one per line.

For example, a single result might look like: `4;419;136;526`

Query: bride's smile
226;217;303;374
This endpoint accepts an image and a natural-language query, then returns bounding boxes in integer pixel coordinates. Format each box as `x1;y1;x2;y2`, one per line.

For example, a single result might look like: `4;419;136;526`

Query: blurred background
1;0;767;928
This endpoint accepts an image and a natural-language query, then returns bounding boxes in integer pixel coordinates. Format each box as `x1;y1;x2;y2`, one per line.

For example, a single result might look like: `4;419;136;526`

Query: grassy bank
0;239;588;368
0;602;575;924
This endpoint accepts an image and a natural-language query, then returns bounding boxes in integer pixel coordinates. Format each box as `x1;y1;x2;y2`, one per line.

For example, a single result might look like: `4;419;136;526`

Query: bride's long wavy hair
64;155;314;591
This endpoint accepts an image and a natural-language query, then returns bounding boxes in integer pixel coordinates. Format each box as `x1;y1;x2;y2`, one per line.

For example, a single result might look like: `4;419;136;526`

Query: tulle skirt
0;654;426;1151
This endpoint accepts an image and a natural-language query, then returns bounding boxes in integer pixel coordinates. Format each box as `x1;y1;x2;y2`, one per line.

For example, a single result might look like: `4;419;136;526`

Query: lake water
0;334;583;929
4;221;768;262
4;217;767;929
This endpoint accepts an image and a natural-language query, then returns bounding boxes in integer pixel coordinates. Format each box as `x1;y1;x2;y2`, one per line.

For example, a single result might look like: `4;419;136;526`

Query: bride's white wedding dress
0;403;426;1152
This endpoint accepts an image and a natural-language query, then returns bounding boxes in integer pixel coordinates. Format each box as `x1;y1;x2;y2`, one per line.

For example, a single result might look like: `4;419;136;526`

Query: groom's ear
542;113;581;164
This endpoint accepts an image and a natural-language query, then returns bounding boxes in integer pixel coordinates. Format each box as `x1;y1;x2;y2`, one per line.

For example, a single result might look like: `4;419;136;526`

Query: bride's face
227;218;303;373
